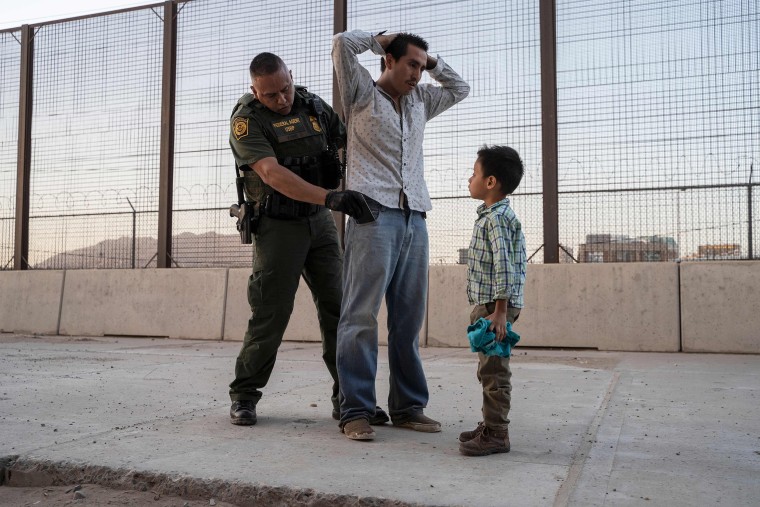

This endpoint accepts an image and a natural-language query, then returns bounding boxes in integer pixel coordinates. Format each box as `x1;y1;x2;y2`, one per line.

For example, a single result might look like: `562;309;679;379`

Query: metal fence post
749;163;754;259
157;1;177;268
540;0;559;263
127;197;136;269
332;0;347;240
14;24;34;270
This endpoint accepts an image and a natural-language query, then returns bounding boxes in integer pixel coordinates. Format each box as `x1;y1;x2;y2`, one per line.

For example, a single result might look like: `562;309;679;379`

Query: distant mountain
34;231;252;269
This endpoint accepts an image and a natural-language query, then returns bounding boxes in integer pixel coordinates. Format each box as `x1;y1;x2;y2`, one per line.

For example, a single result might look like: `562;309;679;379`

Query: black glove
325;190;374;223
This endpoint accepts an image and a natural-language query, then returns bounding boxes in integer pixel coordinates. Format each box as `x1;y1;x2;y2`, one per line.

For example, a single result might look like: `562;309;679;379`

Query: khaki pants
470;302;521;430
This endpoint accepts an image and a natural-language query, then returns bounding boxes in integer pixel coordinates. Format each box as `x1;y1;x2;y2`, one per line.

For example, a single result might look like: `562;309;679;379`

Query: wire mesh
172;0;335;267
27;8;164;268
2;1;758;269
348;0;544;264
556;0;760;261
0;30;20;269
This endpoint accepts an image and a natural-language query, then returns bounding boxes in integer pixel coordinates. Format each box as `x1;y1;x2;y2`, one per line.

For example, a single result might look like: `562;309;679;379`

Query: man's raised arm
421;55;470;121
331;30;384;117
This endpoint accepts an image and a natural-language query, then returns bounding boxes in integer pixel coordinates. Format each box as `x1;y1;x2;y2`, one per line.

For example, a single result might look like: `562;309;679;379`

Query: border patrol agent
227;52;380;426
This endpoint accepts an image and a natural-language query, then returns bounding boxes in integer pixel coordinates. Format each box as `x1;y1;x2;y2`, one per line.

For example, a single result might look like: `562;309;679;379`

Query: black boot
230;400;257;425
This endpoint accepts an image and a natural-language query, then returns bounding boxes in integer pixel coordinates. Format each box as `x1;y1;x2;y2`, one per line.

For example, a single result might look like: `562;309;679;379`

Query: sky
0;0;151;30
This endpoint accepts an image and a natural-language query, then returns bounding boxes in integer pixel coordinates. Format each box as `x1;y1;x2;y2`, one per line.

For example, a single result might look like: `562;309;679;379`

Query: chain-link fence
24;8;164;268
0;30;20;269
0;0;757;269
556;0;759;262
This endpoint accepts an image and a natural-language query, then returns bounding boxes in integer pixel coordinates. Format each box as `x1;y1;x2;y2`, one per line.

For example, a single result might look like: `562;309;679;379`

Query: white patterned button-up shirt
332;30;470;212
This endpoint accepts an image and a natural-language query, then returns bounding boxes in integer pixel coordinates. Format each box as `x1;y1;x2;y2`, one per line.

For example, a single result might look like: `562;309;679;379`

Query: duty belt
263;192;323;219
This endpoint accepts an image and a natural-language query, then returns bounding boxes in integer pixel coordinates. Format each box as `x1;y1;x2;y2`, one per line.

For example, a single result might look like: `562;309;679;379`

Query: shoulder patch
232;117;249;141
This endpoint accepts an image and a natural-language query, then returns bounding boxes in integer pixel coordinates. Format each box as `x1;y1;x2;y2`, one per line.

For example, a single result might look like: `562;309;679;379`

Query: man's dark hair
380;33;429;71
477;145;524;195
249;52;286;78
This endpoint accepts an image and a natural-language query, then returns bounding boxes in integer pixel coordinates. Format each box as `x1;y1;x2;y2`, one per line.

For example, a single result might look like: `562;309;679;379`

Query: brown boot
458;426;510;456
342;418;375;441
458;422;485;442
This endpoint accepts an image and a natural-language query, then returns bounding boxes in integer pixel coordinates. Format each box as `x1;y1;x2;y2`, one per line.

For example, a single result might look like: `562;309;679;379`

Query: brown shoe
459;426;510;456
342;418;375;440
392;413;441;433
458;422;485;442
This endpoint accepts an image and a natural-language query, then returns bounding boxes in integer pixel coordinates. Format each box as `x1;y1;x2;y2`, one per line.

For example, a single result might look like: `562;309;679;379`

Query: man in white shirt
332;29;470;440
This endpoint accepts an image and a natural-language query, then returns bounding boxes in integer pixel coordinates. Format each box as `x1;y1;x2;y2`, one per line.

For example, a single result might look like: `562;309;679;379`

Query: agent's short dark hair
380;33;429;71
249;52;286;78
477;145;524;195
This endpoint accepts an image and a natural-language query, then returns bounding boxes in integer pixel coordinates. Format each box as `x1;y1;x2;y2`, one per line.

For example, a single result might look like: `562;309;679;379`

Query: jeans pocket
354;196;384;225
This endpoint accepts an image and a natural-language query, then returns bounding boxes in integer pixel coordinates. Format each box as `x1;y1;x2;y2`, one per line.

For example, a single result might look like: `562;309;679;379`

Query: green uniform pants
470;302;521;430
229;209;342;412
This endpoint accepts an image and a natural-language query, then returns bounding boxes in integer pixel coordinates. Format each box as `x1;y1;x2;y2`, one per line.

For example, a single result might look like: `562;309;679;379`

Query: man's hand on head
374;31;397;51
425;54;438;71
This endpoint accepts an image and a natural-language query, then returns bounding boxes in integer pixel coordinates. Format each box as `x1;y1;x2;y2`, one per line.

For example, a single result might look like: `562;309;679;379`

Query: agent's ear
486;175;497;189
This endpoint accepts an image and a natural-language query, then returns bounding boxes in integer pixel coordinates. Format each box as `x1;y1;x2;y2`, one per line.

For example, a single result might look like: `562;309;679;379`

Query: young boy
459;145;526;457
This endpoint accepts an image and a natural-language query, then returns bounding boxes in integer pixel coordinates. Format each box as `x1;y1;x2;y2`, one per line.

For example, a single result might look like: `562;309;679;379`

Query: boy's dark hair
250;52;286;77
380;33;429;72
477;145;524;195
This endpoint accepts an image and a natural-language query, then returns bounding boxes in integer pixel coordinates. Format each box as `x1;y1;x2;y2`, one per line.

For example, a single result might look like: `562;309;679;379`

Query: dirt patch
0;483;239;506
2;458;429;507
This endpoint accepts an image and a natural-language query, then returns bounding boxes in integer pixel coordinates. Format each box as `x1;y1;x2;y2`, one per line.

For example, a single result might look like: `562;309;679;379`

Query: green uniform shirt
229;86;346;202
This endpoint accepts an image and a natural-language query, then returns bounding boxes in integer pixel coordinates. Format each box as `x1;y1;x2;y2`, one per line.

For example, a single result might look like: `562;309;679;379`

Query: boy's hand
485;310;508;342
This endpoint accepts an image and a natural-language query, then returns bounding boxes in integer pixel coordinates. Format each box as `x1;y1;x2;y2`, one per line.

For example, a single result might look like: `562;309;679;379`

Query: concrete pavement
1;334;758;506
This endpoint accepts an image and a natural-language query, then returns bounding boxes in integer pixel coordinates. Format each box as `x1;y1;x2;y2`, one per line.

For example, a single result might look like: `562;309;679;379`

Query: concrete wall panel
59;269;226;340
427;265;470;348
428;263;680;351
0;270;64;335
680;261;760;353
520;263;680;351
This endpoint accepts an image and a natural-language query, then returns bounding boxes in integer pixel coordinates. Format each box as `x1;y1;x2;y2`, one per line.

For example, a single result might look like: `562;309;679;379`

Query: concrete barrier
59;269;227;339
428;263;681;351
223;268;404;346
519;263;681;351
680;261;760;353
5;261;756;353
0;270;65;335
427;265;470;348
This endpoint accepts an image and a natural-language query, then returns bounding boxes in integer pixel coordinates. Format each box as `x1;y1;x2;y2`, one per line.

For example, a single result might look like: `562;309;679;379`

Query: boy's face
468;159;494;200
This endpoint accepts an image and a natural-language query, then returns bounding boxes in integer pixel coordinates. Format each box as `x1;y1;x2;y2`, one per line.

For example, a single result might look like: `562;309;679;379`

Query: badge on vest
309;115;322;133
233;117;249;140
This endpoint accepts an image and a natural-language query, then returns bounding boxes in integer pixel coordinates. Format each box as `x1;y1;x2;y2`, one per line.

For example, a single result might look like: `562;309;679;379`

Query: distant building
578;234;678;263
682;244;742;261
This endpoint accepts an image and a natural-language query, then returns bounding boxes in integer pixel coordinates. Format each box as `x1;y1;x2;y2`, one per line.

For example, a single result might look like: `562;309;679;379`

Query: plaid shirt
467;198;526;308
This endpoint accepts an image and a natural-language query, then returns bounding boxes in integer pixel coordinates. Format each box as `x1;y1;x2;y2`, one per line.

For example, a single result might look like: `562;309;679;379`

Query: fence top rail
0;0;190;34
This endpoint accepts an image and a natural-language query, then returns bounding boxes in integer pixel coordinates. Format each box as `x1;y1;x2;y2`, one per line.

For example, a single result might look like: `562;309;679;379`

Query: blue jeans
337;205;430;425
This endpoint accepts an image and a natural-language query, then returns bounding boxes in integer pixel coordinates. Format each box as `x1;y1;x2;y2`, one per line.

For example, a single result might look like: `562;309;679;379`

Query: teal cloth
467;317;520;357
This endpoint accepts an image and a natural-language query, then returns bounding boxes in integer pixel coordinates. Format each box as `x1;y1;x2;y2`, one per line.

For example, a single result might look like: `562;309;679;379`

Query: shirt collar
476;197;510;217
